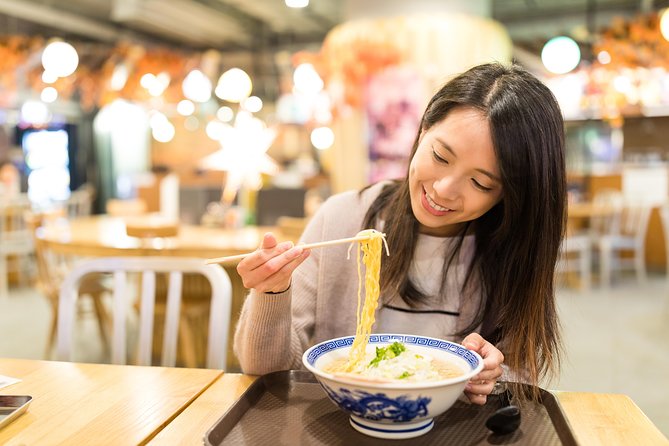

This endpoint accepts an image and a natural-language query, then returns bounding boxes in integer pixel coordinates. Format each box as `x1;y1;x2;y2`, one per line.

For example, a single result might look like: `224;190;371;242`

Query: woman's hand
462;333;504;405
236;232;311;293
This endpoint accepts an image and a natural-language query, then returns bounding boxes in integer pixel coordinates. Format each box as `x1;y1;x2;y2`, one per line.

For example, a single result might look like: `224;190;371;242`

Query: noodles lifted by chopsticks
340;229;388;372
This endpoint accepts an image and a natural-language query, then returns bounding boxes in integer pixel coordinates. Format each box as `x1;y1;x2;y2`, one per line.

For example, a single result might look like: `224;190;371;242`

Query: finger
238;243;294;288
238;240;294;272
260;232;278;249
256;249;311;293
242;246;306;290
462;333;504;373
262;245;305;273
464;391;487;406
465;379;495;396
472;366;504;383
462;333;484;351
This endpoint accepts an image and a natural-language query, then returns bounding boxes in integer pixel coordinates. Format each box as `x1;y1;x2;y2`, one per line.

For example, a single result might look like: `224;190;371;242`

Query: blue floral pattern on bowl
321;383;431;422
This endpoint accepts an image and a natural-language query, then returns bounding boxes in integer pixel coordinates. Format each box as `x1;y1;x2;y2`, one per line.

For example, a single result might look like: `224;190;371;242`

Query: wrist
266;281;291;294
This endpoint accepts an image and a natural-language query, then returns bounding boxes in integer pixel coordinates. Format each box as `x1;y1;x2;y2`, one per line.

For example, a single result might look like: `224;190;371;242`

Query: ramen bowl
302;334;483;439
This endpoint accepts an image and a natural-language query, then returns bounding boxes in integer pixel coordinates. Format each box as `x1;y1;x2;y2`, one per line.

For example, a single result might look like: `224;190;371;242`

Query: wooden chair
56;257;232;369
558;234;591;290
0;195;34;297
596;200;653;288
63;184;95;217
26;213;111;357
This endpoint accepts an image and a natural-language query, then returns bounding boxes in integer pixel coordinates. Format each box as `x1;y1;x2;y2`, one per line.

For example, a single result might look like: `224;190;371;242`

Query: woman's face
409;107;503;237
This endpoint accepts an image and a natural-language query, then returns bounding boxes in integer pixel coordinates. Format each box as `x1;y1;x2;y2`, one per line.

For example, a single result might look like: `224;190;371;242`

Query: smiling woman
409;107;503;237
234;62;566;405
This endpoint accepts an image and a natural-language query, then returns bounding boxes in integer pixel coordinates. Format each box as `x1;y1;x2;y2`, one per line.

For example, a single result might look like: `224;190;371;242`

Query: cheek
408;158;418;180
473;195;502;216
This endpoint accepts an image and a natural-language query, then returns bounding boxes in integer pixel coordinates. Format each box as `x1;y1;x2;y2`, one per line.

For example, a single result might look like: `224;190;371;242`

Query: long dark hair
363;63;566;390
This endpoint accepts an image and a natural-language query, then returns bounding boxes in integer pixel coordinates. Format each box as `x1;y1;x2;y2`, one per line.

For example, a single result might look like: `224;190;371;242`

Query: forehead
430;107;487;130
423;108;501;174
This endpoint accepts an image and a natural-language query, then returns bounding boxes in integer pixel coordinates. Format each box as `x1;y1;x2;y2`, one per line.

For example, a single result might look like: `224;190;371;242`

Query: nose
432;175;462;201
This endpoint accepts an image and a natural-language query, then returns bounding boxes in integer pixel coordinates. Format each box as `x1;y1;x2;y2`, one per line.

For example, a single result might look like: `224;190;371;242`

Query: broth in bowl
323;341;464;383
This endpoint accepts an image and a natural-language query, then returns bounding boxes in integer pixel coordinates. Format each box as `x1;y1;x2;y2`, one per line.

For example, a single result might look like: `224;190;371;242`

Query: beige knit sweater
233;182;483;375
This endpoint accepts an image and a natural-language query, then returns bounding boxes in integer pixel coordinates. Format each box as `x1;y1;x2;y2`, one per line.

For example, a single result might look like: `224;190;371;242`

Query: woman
234;62;566;404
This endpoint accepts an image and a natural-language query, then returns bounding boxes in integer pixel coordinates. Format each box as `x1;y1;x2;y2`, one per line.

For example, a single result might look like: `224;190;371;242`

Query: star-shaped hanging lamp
200;110;279;205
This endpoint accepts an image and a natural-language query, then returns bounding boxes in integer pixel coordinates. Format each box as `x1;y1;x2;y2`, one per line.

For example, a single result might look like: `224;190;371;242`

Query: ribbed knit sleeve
233;200;325;375
233;182;389;375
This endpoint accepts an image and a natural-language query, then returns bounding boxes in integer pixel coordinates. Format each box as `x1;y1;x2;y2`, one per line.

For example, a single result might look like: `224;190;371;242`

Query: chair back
0;195;33;251
0;195;34;296
25;213;58;299
63;184;95;217
590;189;624;237
57;256;232;369
620;202;653;243
558;234;591;290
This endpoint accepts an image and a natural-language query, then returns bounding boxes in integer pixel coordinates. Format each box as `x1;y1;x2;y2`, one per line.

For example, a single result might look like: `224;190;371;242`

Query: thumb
462;333;484;351
261;232;279;249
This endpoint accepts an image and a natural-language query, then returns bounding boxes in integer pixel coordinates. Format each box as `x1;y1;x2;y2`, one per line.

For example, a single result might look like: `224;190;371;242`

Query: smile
425;192;449;212
421;188;453;216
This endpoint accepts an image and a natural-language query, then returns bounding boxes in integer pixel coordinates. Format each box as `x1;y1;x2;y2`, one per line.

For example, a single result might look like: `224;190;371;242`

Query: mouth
421;187;453;216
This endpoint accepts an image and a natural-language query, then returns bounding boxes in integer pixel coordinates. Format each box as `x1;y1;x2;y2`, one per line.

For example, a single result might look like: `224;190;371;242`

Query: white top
376;234;475;338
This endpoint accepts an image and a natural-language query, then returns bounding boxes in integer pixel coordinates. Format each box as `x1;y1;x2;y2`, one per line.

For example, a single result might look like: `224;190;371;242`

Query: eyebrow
435;138;501;184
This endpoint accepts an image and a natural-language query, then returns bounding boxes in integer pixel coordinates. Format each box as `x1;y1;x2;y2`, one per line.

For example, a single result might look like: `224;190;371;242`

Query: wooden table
36;215;287;258
36;215;299;372
1;360;666;445
151;374;669;446
0;358;222;445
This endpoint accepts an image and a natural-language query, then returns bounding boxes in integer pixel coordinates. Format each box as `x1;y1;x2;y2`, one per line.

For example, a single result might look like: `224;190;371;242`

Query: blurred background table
35;215;300;371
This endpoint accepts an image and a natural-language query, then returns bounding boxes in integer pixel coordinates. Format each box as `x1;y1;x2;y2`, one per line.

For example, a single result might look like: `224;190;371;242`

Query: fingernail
287;247;303;258
277;241;294;250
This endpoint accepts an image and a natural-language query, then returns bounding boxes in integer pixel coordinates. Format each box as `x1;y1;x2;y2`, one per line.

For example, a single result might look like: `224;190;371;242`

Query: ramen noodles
324;229;464;382
341;229;387;371
324;341;465;382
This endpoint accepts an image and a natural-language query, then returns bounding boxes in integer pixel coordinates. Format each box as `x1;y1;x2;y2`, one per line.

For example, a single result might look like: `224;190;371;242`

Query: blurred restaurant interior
1;0;669;442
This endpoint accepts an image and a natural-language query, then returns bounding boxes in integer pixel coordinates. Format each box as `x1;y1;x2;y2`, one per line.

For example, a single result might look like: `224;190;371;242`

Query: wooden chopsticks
204;233;384;265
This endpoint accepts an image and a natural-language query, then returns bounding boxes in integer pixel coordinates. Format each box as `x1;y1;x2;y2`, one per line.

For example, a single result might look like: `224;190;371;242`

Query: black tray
204;370;578;445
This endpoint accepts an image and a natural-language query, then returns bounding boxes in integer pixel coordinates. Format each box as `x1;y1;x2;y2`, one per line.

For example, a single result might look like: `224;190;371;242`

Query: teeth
425;192;449;212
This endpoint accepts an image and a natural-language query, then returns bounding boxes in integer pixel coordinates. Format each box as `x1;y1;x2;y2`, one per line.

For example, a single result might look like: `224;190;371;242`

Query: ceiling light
310;126;334;150
21;100;50;125
660;9;669;41
110;64;129;91
216;106;234;122
215;68;252;103
177;100;195;116
42;71;58;84
182;70;212;103
242;96;263;113
41;87;58;103
41;41;79;77
541;36;581;74
293;63;323;95
597;51;611;65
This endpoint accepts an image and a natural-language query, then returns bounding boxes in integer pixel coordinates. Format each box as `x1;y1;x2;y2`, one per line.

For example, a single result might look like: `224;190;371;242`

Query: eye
431;148;448;164
472;178;493;192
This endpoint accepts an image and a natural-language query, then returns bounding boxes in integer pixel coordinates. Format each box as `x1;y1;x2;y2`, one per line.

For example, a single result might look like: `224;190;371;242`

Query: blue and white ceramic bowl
302;334;483;439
